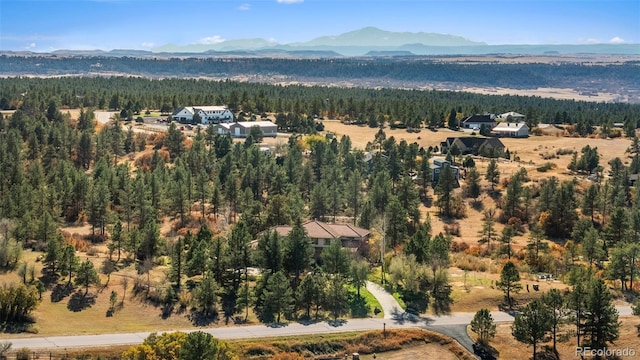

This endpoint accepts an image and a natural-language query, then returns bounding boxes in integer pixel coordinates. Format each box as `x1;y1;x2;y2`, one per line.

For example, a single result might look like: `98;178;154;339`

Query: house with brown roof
271;220;370;256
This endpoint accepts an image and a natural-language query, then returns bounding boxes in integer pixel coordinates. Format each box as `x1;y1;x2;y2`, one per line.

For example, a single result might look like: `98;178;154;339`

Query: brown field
341;343;461;360
447;267;572;313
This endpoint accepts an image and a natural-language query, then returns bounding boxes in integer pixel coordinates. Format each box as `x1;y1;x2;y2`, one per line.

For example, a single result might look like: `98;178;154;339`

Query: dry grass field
471;316;640;360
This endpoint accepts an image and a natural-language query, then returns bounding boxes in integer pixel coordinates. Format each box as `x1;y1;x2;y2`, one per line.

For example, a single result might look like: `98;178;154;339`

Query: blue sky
1;0;638;51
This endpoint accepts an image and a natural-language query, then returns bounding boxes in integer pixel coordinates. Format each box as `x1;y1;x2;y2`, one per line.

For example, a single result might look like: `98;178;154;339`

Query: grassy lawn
346;284;383;318
359;286;384;318
392;292;407;310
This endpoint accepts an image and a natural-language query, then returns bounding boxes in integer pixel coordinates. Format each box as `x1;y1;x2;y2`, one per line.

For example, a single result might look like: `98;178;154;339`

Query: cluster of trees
0;219;21;271
164;221;372;324
122;331;236;360
42;233;100;295
2;76;638;131
385;216;454;314
0;88;454;323
467;139;640;288
513;276;619;359
475;268;620;360
0;284;40;325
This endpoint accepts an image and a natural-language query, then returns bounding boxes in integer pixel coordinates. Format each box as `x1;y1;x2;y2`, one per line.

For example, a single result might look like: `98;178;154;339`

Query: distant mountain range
5;27;639;57
150;26;638;56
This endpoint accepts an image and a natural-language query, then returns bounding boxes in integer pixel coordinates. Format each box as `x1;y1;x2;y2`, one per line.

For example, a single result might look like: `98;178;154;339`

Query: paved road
1;310;517;350
0;299;632;352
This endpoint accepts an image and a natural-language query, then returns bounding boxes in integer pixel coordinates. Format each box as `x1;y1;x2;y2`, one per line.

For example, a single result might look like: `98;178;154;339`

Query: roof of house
493;122;529;132
498;111;525;119
273;220;370;240
173;106;228;116
461;114;496;124
193;106;228;112
172;107;193;116
236;121;277;128
442;136;492;149
481;137;506;149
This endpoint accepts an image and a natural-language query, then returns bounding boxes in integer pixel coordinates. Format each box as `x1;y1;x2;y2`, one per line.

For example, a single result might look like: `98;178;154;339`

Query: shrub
245;345;275;357
271;352;303;360
539;152;556;160
555;148;575;156
450;197;467;219
508;217;525;233
444;222;461;236
451;241;470;253
15;348;30;360
536;162;556;172
86;246;100;256
178;290;192;310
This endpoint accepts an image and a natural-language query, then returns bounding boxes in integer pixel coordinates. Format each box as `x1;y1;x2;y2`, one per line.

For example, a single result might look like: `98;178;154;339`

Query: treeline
1;55;639;93
1;76;639;129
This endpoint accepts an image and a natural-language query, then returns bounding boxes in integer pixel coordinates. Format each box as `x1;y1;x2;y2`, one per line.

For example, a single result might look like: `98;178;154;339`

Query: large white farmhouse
172;106;233;124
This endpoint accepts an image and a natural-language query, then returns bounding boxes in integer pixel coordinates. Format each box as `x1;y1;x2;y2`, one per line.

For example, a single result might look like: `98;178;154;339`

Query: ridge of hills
2;27;637;57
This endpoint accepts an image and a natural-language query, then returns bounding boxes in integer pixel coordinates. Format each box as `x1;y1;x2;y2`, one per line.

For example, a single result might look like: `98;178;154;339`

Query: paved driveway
365;281;404;319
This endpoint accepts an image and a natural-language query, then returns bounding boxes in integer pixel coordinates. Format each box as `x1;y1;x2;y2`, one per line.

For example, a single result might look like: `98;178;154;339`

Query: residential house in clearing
440;137;505;156
217;121;278;138
492;122;530;137
460;114;497;130
172;106;234;124
430;157;460;185
268;220;370;256
496;111;526;122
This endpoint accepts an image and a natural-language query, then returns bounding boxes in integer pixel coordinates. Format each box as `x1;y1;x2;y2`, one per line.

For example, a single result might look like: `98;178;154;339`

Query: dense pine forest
0;76;639;359
1;56;639;95
1;76;639;131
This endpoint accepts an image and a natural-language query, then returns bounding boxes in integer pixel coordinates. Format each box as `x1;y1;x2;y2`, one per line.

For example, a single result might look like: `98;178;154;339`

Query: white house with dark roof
460;114;497;130
172;106;233;124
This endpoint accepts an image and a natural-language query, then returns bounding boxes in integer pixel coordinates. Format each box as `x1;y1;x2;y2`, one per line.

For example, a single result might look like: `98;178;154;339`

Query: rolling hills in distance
2;27;638;57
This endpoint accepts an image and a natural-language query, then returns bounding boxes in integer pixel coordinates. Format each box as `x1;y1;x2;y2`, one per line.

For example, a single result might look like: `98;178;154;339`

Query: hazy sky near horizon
1;0;638;51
